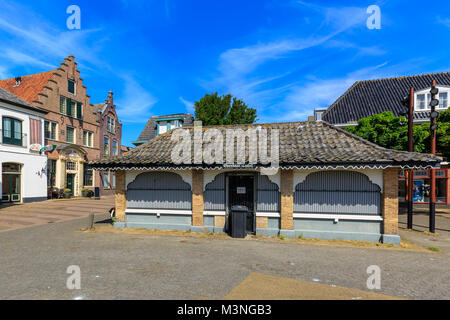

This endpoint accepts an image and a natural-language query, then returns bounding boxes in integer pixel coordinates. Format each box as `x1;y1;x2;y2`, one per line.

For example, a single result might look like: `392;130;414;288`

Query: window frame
415;86;450;111
2;117;23;146
66;126;75;144
44;120;58;141
68;79;76;95
112;140;118;156
103;171;110;189
83;165;93;187
83;130;93;147
104;137;110;156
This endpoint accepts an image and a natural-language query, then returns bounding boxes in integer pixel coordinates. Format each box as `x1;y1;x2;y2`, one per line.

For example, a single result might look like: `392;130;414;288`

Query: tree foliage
346;110;450;160
194;92;257;126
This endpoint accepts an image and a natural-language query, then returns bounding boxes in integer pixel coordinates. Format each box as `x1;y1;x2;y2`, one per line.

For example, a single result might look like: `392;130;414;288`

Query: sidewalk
0;196;114;232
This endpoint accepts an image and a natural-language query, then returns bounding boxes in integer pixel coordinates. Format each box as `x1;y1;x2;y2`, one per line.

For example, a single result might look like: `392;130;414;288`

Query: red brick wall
32;56;101;191
382;168;399;235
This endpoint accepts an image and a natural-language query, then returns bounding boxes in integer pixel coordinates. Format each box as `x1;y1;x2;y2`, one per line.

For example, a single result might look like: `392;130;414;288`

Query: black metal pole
407;87;414;229
429;80;438;233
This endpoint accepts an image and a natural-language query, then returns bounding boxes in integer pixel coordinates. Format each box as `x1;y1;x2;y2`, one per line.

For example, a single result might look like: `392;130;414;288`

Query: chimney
108;91;113;104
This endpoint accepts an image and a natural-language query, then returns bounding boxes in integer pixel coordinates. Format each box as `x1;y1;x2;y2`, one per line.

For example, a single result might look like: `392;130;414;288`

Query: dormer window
415;86;449;111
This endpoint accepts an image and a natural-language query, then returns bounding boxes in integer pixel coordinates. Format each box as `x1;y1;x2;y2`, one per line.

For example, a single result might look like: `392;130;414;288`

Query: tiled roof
323;72;450;125
136;113;195;142
0;87;47;114
0;71;55;104
90;121;441;169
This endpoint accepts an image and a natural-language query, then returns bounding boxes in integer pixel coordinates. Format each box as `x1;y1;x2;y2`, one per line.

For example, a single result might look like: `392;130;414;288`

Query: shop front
399;169;448;205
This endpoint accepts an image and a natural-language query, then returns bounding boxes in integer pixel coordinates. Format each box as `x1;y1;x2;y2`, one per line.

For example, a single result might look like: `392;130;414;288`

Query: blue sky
0;0;449;146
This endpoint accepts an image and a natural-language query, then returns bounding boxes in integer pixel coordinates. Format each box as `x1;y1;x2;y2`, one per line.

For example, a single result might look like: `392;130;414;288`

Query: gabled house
0;87;48;204
0;56;102;197
93;91;123;195
90;121;441;245
318;72;450;205
133;113;194;146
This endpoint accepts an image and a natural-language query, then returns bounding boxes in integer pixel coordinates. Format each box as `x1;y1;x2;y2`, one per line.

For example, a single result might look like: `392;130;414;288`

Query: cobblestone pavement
0;197;114;232
0;215;448;300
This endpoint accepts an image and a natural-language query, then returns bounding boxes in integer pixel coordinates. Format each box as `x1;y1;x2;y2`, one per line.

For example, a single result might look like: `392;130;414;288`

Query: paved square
0;209;448;300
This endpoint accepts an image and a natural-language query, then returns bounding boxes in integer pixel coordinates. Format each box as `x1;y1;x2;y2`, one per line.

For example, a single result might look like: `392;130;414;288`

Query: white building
0;87;48;204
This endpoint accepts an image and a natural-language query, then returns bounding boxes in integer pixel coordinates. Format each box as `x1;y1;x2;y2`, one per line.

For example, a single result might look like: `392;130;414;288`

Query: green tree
194;92;257;126
345;110;450;159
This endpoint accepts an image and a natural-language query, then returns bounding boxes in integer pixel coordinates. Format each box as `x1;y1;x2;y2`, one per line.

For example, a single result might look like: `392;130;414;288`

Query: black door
228;175;255;234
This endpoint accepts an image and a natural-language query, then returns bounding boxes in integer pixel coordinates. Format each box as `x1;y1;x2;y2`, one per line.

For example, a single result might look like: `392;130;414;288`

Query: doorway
2;163;21;203
228;174;255;234
67;174;75;195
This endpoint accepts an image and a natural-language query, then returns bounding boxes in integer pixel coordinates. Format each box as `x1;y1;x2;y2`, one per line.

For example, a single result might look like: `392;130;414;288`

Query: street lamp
429;81;439;234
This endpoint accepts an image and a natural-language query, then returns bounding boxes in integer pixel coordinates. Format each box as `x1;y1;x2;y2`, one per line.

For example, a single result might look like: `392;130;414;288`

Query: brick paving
0;196;114;232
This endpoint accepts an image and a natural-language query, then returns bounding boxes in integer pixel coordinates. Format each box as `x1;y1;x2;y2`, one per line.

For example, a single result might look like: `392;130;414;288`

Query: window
103;171;110;188
104;137;110;156
68;79;75;94
60;96;81;118
47;159;57;187
439;92;448;109
417;94;426;110
76;102;82;119
172;120;183;128
112;172;116;189
83;130;93;147
416;88;450;111
29;118;42;145
158;121;167;136
112;140;118;156
83;165;93;186
66;161;76;171
107;117;115;133
44;121;57;140
66;126;75;143
60;96;66;114
2;117;22;146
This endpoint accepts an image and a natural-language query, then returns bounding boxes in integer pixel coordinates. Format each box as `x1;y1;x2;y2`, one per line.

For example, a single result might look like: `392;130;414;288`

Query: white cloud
438;17;450;28
116;75;158;123
202;2;389;123
0;0;108;75
179;96;195;113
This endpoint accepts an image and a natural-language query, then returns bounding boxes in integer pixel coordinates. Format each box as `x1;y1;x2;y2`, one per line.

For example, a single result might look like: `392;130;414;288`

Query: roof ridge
0;69;56;82
357;71;450;84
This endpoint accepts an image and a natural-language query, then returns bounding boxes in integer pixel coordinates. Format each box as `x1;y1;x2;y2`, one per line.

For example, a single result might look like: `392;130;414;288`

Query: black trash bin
230;205;248;238
94;187;100;200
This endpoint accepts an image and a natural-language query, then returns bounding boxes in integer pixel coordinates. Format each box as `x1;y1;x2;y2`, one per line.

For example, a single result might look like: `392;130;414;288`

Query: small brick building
90;121;441;245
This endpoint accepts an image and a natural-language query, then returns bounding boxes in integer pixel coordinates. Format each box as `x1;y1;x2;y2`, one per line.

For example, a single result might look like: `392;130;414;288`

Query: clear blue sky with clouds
0;0;449;146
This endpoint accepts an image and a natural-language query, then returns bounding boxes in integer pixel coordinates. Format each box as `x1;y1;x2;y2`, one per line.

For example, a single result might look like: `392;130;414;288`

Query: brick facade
280;169;294;230
192;169;204;227
114;170;126;222
382;167;399;235
95;91;122;196
0;56;103;196
256;216;268;229
214;216;225;228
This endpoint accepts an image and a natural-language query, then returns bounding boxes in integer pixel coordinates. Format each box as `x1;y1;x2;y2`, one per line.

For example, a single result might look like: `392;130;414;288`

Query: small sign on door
236;187;246;194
